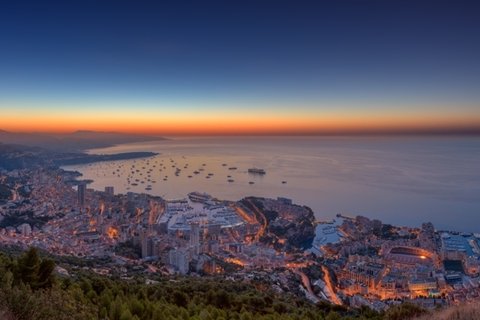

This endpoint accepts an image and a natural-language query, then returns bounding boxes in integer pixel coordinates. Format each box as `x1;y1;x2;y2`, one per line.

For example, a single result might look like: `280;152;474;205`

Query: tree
35;259;55;289
17;247;40;286
172;290;188;308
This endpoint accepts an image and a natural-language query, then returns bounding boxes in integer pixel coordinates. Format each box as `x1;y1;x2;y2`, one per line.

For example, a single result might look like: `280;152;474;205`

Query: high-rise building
78;183;86;207
190;223;201;255
190;223;200;246
141;236;154;258
168;248;190;274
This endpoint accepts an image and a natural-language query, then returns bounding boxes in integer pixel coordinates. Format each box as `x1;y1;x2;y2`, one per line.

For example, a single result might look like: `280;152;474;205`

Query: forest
0;247;432;320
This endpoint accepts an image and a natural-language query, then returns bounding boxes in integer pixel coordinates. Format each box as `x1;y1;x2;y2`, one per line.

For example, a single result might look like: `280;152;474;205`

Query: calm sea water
63;136;480;232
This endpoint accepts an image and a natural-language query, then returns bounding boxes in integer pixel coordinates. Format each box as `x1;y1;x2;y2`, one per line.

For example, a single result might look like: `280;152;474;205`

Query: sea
62;136;480;232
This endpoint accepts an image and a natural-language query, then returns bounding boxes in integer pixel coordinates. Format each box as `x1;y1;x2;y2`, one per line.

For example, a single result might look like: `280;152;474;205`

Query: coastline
55;151;159;166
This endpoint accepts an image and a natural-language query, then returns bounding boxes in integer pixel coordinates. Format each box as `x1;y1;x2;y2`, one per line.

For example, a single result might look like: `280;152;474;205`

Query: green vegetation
382;303;427;320
0;247;435;320
416;303;480;320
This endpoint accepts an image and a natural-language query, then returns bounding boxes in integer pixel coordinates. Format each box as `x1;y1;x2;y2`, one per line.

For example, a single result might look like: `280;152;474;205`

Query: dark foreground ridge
0;247;430;320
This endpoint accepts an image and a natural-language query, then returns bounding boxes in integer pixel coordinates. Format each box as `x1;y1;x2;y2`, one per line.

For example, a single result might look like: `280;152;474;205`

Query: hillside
0;130;164;152
415;304;480;320
3;247;477;320
0;143;157;170
0;247;439;320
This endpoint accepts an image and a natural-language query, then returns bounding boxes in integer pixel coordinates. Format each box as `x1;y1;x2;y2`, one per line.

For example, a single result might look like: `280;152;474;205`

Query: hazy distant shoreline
0;130;165;152
55;151;159;166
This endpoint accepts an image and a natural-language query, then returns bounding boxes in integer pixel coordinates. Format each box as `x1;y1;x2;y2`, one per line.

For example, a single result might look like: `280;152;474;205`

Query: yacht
248;168;266;175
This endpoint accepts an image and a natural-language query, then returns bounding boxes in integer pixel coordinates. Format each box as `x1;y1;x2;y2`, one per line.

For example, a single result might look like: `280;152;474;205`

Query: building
105;186;114;196
190;223;201;255
77;183;86;207
18;223;32;236
168;248;190;274
408;279;438;292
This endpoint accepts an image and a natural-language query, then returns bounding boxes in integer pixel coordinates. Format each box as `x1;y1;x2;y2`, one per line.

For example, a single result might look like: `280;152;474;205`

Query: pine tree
35;258;55;289
17;247;40;286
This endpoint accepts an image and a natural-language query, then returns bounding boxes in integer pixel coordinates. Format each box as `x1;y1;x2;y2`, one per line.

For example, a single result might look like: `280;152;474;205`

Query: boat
248;168;266;175
228;179;234;182
249;181;254;184
228;167;237;170
282;181;287;184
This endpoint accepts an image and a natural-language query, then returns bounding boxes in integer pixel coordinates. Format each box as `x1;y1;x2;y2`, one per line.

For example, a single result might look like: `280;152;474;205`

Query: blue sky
0;1;479;133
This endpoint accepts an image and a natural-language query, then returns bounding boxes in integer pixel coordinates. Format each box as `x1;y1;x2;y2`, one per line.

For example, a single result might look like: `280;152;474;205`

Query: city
2;161;480;314
1;0;480;318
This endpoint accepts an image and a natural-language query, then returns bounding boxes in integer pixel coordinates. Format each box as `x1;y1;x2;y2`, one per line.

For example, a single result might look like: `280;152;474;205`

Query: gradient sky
1;0;479;134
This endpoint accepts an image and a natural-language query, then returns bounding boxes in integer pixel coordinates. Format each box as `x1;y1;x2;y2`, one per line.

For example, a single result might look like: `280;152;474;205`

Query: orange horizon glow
2;115;480;136
2;101;480;135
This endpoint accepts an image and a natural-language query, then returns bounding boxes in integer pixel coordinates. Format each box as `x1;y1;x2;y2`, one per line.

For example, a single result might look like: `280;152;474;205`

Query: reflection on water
63;136;480;232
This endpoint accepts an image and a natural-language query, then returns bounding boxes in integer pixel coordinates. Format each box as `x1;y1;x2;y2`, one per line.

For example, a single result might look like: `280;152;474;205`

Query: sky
0;0;479;135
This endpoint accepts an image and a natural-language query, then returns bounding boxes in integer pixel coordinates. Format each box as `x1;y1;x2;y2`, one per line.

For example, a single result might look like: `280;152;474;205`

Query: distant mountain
0;142;158;170
0;130;164;152
0;143;53;170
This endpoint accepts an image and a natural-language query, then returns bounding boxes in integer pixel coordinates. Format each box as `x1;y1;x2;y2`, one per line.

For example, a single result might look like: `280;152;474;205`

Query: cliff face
241;197;316;252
